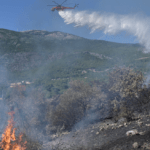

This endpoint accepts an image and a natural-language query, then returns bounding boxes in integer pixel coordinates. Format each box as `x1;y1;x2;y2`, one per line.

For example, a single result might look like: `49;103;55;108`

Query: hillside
0;28;149;98
1;29;150;150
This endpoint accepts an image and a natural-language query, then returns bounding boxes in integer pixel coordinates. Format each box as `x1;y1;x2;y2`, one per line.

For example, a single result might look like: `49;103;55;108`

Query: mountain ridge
20;30;84;40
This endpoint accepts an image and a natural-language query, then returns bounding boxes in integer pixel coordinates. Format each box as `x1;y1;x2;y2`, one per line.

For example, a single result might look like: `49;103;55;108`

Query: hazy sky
0;0;150;44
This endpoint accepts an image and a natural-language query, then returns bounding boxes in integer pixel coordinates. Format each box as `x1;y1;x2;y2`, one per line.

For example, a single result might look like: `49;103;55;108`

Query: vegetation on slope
46;67;150;134
4;66;150;150
1;29;150;98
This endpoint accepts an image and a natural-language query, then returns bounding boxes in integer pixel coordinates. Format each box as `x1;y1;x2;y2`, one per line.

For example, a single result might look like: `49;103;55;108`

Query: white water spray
59;10;150;53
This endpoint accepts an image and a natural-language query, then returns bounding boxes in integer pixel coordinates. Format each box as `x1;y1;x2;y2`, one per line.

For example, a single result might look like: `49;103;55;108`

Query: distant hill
0;28;149;97
20;30;83;40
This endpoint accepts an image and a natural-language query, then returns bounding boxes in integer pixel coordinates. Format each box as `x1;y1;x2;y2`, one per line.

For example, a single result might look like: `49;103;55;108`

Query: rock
118;117;127;123
142;142;150;149
133;142;139;149
124;122;127;127
137;121;143;126
104;126;108;130
126;129;138;136
132;112;140;119
117;124;123;128
96;132;99;135
139;131;145;135
100;128;104;131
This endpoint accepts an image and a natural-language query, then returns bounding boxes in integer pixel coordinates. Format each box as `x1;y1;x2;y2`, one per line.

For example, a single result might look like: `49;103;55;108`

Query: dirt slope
43;113;150;150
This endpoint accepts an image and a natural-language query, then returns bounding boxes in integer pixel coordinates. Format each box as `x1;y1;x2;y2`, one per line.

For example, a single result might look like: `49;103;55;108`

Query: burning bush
5;85;48;137
0;111;27;150
0;110;43;150
3;85;49;150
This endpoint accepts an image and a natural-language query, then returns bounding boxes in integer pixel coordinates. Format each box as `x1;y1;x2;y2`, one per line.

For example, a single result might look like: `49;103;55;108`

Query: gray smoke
0;100;9;139
59;10;150;53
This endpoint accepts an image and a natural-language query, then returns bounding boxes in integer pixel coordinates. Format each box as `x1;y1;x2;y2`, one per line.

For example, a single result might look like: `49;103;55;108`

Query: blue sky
0;0;150;44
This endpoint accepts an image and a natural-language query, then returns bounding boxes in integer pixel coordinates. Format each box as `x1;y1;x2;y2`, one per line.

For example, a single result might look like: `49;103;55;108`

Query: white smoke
59;10;150;53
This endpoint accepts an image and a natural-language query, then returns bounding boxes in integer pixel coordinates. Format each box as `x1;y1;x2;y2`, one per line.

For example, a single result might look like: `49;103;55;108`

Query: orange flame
0;111;27;150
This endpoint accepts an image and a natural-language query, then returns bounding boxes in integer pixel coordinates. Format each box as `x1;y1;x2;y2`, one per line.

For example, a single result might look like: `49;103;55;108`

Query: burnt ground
43;113;150;150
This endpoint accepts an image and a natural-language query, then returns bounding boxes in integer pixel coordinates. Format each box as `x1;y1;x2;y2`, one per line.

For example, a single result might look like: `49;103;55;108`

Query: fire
0;111;27;150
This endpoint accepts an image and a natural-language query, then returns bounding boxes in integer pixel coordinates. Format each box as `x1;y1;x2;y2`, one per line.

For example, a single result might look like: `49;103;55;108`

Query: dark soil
43;113;150;150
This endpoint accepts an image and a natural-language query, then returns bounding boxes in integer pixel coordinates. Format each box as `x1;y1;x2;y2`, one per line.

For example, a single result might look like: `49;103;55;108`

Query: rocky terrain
43;112;150;150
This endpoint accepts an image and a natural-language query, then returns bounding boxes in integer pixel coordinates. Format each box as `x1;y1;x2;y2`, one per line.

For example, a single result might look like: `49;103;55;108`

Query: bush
47;80;93;132
106;67;148;121
108;67;144;98
5;86;48;138
46;79;110;133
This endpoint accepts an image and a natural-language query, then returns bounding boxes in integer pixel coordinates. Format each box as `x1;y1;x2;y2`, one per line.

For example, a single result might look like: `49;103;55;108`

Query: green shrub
107;67;148;121
108;67;143;96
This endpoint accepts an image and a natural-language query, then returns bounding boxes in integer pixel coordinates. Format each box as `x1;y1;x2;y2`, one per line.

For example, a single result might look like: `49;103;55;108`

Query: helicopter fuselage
48;1;78;12
51;6;76;11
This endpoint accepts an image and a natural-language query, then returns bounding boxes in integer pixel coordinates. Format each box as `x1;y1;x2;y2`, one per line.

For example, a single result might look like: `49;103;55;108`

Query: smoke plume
59;10;150;53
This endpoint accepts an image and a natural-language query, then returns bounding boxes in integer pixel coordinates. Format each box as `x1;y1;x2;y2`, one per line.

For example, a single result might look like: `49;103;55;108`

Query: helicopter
47;0;79;11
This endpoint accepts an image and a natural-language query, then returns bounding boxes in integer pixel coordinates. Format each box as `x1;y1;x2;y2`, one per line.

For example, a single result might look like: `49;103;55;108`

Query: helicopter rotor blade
63;3;73;5
61;0;67;5
52;1;59;5
47;5;57;6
